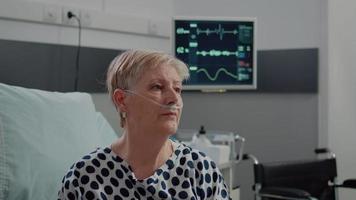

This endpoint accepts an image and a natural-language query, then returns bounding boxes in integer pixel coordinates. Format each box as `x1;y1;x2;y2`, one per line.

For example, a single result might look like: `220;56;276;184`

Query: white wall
318;0;329;148
0;0;172;51
0;0;174;136
328;0;356;198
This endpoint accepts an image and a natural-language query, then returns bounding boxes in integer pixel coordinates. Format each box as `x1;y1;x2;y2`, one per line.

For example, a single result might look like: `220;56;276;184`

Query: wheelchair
240;148;356;200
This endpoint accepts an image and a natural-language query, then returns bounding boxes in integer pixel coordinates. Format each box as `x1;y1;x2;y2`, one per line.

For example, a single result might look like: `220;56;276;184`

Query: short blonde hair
106;49;190;127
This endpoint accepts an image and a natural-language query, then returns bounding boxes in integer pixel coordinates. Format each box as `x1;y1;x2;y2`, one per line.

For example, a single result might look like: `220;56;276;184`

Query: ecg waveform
196;50;239;57
196;24;238;40
177;47;241;57
175;19;255;86
195;68;238;81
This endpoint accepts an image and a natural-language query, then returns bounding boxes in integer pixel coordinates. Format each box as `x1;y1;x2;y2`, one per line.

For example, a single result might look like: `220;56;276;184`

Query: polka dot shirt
58;140;231;200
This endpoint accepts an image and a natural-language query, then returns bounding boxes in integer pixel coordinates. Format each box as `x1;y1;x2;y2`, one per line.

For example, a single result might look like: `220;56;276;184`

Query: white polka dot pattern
58;140;231;200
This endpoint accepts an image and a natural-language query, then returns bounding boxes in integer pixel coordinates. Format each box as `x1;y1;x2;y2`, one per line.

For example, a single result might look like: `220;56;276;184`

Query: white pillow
0;83;117;200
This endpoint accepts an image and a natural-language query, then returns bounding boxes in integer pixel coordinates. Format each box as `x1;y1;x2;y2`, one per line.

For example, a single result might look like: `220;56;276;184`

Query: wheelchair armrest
339;179;356;189
314;148;329;154
259;186;313;200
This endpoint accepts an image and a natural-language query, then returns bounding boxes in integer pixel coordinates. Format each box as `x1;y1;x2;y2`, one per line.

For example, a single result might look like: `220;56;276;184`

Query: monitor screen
172;17;257;91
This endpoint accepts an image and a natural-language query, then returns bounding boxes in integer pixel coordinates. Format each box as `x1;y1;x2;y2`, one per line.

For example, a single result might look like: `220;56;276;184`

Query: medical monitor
173;16;257;91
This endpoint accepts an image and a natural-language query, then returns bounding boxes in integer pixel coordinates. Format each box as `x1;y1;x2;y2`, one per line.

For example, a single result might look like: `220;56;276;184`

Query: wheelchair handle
236;154;249;160
236;153;259;164
314;148;329;154
315;148;336;158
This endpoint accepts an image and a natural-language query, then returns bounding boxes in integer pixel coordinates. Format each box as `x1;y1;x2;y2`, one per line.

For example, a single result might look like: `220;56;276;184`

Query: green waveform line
196;24;238;40
196;49;238;57
196;68;238;81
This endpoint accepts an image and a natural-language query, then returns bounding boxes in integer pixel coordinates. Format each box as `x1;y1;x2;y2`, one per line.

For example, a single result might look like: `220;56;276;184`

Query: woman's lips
161;112;177;117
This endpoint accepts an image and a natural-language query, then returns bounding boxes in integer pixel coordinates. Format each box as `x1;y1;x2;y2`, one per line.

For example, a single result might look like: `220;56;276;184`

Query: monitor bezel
172;16;257;91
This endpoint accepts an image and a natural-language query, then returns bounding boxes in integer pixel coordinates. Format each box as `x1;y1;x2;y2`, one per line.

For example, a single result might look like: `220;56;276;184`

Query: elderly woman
58;50;230;200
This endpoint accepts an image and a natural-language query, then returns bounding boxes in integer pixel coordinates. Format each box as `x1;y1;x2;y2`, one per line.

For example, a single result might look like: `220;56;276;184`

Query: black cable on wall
67;11;82;91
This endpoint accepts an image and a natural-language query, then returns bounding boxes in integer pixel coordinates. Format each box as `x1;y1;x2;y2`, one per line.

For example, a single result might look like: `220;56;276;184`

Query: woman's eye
175;87;182;94
151;84;162;90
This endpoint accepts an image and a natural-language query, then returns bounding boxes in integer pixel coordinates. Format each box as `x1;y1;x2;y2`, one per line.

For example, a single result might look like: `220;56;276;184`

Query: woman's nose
165;87;180;105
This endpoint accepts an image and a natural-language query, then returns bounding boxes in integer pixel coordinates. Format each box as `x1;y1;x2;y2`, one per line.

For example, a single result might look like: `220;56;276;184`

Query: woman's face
124;64;183;136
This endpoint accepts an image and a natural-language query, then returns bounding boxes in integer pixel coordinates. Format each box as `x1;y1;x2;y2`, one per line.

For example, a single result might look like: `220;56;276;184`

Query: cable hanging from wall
67;11;82;91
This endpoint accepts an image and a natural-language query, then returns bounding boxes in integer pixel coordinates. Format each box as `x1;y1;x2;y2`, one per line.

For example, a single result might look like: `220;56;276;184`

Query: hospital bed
0;83;118;200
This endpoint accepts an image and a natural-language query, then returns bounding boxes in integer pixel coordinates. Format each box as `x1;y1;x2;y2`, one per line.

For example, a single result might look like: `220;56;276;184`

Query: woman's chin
158;122;178;136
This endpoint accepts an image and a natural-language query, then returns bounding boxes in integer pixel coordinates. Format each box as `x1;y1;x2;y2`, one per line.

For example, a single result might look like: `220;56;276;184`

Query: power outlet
43;5;61;24
62;7;80;26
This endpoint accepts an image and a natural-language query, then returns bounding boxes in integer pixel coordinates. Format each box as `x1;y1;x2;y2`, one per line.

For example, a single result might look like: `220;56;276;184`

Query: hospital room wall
4;0;356;198
0;0;174;132
328;0;356;199
0;0;324;199
0;0;324;150
0;0;173;52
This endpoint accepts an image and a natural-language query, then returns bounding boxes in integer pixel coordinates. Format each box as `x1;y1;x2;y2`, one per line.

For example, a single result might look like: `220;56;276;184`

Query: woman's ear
112;89;127;112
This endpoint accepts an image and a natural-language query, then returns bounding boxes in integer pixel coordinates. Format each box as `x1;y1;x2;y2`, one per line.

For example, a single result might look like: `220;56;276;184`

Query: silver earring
121;112;127;118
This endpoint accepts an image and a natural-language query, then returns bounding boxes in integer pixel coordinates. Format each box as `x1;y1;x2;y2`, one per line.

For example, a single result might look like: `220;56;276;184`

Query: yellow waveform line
196;68;238;81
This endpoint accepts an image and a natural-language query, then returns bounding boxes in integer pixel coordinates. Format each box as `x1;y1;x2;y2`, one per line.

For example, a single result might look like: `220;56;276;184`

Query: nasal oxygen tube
124;90;183;111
